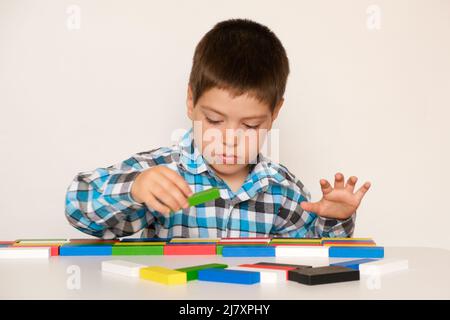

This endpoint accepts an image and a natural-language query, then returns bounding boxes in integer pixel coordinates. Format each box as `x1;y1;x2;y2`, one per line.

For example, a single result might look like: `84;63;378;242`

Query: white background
1;0;449;249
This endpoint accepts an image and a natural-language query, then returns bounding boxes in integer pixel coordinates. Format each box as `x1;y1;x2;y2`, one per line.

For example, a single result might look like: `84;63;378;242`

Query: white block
275;246;329;258
0;247;50;259
359;258;409;276
101;260;146;277
226;266;284;283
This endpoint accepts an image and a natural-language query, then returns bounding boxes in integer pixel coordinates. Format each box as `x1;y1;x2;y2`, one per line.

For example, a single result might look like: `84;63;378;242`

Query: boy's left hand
300;173;371;220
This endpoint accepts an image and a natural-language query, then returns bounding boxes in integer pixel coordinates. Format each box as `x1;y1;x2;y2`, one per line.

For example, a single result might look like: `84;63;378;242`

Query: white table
1;247;449;299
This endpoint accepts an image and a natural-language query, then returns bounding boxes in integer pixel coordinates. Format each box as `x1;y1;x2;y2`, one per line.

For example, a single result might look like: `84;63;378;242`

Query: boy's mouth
216;153;240;164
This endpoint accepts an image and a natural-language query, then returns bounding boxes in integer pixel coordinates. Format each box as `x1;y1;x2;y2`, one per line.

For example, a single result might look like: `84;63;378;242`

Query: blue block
121;238;171;242
221;246;275;257
330;258;379;270
198;268;260;285
329;246;384;259
60;245;112;256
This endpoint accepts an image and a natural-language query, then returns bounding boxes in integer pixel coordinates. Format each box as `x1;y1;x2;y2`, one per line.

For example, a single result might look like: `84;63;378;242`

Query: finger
345;176;358;192
152;183;181;212
334;172;345;189
320;179;333;195
355;181;371;202
145;192;171;215
300;201;321;214
155;174;189;209
160;167;193;197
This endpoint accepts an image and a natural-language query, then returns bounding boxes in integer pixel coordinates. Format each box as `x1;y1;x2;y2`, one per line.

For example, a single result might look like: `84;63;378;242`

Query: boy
65;19;371;239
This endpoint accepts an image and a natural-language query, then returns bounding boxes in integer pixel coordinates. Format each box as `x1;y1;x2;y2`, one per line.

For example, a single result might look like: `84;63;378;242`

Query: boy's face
187;86;283;177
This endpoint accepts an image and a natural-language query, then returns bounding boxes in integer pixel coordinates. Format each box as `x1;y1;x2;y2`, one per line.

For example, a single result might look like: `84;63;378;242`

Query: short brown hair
189;18;290;111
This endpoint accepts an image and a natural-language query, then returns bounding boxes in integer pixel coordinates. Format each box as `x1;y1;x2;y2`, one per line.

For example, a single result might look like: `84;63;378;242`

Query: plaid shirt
65;128;355;239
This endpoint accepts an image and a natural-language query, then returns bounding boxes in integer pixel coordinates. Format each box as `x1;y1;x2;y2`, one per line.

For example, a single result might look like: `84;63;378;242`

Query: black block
288;266;360;285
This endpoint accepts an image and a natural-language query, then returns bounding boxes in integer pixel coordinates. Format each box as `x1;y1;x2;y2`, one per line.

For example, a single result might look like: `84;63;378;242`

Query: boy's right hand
130;166;193;215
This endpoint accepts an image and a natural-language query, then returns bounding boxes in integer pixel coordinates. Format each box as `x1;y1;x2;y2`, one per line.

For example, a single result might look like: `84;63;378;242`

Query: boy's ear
186;84;194;121
272;98;284;121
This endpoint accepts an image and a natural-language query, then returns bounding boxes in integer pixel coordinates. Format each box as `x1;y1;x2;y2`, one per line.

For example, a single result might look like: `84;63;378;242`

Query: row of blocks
0;245;384;259
102;259;408;286
0;237;382;259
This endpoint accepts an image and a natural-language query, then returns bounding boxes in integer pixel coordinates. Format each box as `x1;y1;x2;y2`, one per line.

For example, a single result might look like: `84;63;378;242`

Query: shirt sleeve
64;152;157;239
271;180;356;238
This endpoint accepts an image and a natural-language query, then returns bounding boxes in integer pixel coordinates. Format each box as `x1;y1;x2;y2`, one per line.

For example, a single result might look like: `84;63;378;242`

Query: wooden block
254;262;313;269
102;260;146;277
219;237;271;243
114;242;166;246
330;259;378;270
321;237;374;242
322;238;376;247
70;239;119;244
112;245;164;256
323;242;377;247
221;246;275;257
359;258;409;276
187;188;220;206
175;263;228;281
198;268;260;285
163;244;216;255
226;266;282;283
60;244;112;256
270;243;323;246
288;266;360;285
275;246;329;257
140;266;187;285
15;239;68;244
218;241;272;245
329;246;384;259
120;238;171;243
11;244;59;256
170;238;220;243
0;241;14;245
0;247;50;259
270;238;322;245
239;263;301;271
239;263;311;280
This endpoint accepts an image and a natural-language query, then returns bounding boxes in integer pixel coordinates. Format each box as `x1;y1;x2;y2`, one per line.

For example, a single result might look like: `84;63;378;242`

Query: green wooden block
188;188;220;206
112;245;164;256
175;263;228;281
216;245;223;255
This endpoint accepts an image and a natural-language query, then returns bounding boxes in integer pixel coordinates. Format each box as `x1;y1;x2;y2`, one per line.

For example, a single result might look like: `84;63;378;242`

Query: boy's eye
205;117;222;125
244;124;260;129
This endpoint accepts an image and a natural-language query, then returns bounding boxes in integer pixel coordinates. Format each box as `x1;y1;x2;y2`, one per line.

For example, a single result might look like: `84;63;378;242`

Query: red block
163;244;216;255
0;241;14;245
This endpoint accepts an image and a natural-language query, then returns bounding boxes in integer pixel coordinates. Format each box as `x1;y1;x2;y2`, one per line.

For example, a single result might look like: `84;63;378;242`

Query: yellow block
170;238;219;243
140;266;187;285
13;242;66;247
321;237;373;241
323;243;377;247
114;242;166;246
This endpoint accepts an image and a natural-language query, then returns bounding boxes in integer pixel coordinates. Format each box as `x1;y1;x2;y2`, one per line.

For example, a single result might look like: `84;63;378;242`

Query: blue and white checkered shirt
65;128;355;239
